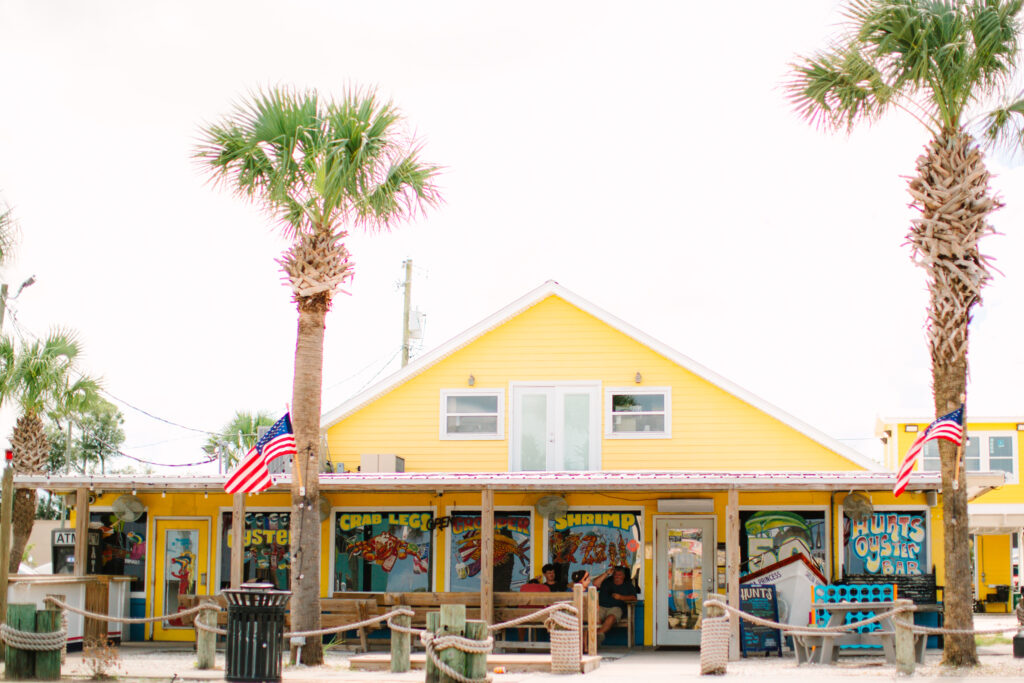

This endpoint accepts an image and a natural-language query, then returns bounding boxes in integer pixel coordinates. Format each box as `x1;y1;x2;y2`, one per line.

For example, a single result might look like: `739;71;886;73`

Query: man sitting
593;565;637;646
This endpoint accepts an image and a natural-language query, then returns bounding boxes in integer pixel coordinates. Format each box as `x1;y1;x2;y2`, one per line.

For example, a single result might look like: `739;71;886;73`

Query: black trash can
224;583;291;682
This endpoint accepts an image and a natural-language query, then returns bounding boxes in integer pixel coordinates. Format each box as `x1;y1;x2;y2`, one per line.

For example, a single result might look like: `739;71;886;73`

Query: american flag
224;413;297;494
893;407;964;497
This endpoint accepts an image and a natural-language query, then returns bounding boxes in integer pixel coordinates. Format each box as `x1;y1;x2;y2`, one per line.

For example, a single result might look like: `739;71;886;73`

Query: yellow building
877;416;1021;612
32;282;1004;644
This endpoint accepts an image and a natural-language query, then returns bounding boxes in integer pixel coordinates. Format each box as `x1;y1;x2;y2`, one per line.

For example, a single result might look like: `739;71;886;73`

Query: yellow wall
975;534;1012;612
326;295;863;472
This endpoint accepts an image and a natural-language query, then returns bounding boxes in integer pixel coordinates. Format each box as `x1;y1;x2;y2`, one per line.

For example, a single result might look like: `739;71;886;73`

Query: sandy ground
26;613;1024;682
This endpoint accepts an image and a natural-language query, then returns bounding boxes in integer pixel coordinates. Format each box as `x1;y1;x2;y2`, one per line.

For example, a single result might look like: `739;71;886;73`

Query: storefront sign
739;585;782;657
845;511;927;576
219;511;291;590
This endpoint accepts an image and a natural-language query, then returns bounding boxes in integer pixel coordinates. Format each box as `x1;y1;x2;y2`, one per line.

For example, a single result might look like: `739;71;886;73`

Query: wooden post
439;604;466;683
83;578;108;643
425;611;440;683
572;583;584;657
195;598;216;670
587;585;598;655
480;489;494;625
74;488;89;577
893;598;915;675
6;603;35;679
231;494;244;588
465;619;488;680
726;488;740;661
33;609;60;680
390;612;411;673
0;463;13;664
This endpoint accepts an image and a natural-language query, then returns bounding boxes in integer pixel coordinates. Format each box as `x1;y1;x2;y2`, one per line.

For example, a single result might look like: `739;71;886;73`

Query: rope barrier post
425;612;440;683
196;599;216;670
572;584;584;657
893;599;915;675
33;609;60;681
587;586;598;655
439;604;467;683
390;612;411;673
699;600;729;676
465;620;488;680
6;603;36;679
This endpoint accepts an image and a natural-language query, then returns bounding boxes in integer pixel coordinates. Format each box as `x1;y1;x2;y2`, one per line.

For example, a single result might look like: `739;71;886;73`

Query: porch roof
18;469;1004;500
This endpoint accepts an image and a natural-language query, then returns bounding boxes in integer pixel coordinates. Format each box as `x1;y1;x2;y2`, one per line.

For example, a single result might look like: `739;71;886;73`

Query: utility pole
401;259;413;367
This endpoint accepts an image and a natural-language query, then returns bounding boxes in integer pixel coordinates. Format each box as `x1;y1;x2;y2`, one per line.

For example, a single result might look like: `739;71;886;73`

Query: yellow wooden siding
975;534;1012;611
326;295;862;471
891;421;1020;503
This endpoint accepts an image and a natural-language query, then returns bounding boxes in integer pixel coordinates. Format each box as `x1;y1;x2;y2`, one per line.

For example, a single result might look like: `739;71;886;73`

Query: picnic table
791;600;926;665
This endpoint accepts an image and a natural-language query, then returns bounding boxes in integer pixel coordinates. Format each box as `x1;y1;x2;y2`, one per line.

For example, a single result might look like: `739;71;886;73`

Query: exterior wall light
468;375;475;386
635;372;642;384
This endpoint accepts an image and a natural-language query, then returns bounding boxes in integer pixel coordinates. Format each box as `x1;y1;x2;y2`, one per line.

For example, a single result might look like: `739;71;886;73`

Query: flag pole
952;398;966;491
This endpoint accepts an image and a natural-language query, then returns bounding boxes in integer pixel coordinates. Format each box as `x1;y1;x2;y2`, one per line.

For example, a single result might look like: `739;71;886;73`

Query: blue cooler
129;593;146;641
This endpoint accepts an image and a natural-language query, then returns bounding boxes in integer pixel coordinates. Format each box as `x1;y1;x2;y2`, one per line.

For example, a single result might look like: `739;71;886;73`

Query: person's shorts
598;606;623;621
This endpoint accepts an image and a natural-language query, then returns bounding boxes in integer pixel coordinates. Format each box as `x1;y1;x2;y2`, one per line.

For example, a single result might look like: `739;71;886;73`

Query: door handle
201;573;207;587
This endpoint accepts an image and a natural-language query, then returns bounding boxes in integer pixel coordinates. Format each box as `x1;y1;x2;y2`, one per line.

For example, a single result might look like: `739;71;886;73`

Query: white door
655;517;716;646
511;383;600;471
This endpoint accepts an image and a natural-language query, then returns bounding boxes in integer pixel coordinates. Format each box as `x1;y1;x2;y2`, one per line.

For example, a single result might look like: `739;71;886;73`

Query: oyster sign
846;512;927;575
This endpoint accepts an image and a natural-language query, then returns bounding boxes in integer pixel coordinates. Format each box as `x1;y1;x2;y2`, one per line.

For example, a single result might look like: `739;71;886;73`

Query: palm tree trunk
289;294;328;665
908;130;996;666
9;489;36;573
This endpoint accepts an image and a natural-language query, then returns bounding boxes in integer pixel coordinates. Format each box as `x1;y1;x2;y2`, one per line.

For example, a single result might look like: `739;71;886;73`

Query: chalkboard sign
844;573;937;604
739;585;783;657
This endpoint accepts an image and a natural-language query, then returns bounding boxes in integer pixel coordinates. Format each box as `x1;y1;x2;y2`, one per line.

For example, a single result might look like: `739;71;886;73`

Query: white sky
1;0;1023;472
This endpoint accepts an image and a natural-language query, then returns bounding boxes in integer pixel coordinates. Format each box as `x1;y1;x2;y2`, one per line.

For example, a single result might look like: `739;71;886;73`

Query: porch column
74;488;89;577
481;488;494;624
231;493;244;588
726;488;739;661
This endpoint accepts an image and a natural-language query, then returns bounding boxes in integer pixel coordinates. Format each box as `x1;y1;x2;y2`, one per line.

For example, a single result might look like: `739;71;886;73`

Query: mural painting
449;512;531;591
335;511;433;592
219;511;291;590
740;510;826;575
546;510;642;592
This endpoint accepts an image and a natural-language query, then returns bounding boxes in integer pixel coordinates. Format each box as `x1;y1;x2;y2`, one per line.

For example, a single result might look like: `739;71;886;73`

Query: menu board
739;585;782;657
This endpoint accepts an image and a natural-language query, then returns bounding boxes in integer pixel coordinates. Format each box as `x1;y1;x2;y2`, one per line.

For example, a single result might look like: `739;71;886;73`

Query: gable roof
321;280;881;470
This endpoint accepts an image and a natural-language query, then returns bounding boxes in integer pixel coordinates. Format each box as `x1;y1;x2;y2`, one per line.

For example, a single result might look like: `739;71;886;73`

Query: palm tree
788;0;1024;665
197;86;440;664
0;331;100;572
0;199;16;267
204;410;276;469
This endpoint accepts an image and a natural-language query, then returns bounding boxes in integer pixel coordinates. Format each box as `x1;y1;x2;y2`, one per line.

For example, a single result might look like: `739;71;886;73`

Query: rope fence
700;598;1024;675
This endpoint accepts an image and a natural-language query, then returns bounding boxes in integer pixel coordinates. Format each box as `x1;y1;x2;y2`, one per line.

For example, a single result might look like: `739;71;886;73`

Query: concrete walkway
29;614;1024;682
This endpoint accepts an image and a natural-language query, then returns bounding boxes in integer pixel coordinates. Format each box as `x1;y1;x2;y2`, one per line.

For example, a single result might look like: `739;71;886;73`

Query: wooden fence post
33;609;60;680
5;603;35;679
196;598;216;670
425;611;440;683
439;604;466;683
465;619;488;680
572;584;584;657
893;598;915;675
587;585;598;655
390;612;411;673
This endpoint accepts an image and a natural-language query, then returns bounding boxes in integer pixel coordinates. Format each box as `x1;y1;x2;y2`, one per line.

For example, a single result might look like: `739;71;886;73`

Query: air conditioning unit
360;454;405;473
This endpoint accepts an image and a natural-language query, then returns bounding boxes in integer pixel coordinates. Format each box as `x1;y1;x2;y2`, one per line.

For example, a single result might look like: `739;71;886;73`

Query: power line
101;390;217;435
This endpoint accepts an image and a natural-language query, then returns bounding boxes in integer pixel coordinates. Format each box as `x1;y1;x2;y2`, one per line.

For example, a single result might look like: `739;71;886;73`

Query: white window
605;387;671;438
921;432;1017;482
440;390;504;440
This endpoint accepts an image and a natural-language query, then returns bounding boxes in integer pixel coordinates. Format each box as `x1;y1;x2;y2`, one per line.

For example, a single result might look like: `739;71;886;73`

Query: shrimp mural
546;510;643;594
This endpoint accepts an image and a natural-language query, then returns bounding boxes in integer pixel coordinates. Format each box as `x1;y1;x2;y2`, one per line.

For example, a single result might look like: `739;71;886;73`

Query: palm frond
787;42;896;132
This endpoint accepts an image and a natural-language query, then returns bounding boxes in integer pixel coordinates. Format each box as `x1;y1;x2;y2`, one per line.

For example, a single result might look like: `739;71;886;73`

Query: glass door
655;516;716;646
511;383;600;471
153;519;209;641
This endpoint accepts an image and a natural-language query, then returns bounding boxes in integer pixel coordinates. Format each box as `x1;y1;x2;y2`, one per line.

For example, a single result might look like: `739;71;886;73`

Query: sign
52;529;75;546
845;511;927;576
547;509;643;594
450;513;531;591
739;585;782;657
